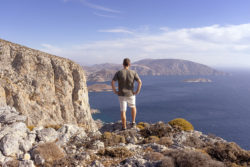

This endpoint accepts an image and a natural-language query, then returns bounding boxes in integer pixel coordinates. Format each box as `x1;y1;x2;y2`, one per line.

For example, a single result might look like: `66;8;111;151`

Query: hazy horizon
1;0;250;68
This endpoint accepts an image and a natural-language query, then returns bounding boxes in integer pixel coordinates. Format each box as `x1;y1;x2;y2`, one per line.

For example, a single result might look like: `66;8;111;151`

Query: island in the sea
184;78;212;83
88;84;113;92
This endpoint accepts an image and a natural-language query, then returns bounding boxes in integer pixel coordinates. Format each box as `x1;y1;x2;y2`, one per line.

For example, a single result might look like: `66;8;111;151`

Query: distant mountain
83;59;226;82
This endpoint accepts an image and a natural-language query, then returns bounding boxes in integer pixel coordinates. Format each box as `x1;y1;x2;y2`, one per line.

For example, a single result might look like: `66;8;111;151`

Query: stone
75;152;91;161
143;143;167;152
0;133;20;156
0;39;97;132
33;154;45;165
20;132;37;153
0;106;26;124
19;138;35;153
119;157;151;167
19;160;35;167
57;124;87;146
0;151;5;163
23;153;31;160
0;122;28;139
90;160;104;167
37;128;58;142
92;140;105;150
125;143;142;151
1;157;14;166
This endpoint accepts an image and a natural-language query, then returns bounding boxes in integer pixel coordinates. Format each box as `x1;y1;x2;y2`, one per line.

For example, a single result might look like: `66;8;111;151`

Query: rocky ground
0;105;250;167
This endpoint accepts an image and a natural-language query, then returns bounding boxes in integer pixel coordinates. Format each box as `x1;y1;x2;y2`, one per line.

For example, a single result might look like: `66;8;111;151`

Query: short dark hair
123;58;131;67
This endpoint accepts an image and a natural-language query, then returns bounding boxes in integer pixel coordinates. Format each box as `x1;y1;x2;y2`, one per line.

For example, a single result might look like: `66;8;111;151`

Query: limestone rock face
0;86;6;107
0;39;96;131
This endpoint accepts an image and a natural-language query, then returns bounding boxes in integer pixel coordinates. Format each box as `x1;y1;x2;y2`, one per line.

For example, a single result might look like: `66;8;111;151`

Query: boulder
19;160;35;167
92;140;105;150
19;133;36;152
57;124;87;146
37;128;58;143
0;39;97;132
0;122;28;139
0;106;26;124
0;133;20;156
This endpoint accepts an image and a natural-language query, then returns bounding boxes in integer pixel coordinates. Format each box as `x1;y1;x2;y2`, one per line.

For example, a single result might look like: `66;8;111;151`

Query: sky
1;0;250;68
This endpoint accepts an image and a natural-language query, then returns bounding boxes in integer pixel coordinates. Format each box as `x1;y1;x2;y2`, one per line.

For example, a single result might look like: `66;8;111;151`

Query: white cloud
40;24;250;68
93;12;116;18
99;28;133;34
81;0;120;13
64;0;120;14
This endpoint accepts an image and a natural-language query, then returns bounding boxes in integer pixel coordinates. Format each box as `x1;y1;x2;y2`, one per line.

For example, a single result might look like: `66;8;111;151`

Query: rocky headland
0;39;249;167
184;78;212;83
84;59;225;82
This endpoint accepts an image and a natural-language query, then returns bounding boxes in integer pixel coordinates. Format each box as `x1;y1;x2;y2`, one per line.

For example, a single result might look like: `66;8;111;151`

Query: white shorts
118;95;136;112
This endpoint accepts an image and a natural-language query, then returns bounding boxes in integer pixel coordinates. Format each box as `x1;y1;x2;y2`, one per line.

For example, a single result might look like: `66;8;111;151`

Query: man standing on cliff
111;58;142;130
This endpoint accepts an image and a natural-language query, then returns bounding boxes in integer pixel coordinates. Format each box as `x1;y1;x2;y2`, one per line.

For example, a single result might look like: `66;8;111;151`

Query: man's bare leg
121;111;126;129
131;107;137;123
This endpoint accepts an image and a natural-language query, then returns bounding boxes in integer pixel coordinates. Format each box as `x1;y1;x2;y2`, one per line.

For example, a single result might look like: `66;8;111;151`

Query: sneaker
131;122;136;128
122;127;127;131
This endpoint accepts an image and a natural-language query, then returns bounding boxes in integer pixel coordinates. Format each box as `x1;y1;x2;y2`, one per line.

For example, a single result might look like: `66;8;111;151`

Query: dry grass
44;124;62;130
2;160;19;167
98;147;133;158
27;125;35;131
144;152;165;161
144;146;154;153
144;136;160;144
163;149;225;167
158;137;173;146
205;142;250;166
32;142;65;164
101;131;125;146
159;156;175;167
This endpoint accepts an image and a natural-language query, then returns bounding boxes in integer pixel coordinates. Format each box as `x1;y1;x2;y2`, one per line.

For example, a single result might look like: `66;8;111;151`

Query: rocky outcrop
0;39;96;131
0;105;91;166
0;107;249;166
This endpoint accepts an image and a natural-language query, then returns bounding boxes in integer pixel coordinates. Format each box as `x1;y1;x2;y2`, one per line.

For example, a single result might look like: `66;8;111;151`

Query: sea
88;69;250;150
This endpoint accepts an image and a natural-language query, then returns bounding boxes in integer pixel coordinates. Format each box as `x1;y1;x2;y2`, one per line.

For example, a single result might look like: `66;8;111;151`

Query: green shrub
137;122;150;130
168;118;194;131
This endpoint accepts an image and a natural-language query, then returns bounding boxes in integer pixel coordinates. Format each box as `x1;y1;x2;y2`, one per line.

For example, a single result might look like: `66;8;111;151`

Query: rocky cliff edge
0;39;97;131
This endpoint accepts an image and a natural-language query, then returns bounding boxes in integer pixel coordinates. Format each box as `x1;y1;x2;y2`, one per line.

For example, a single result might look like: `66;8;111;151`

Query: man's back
113;69;140;96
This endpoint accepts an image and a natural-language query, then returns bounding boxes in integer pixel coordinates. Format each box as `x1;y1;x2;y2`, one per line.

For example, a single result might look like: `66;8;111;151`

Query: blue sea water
88;70;250;150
